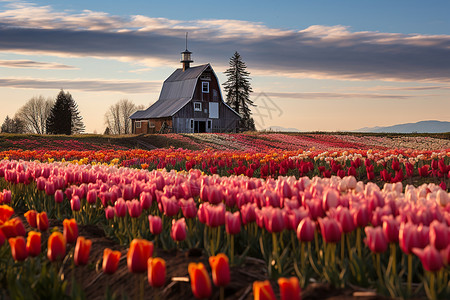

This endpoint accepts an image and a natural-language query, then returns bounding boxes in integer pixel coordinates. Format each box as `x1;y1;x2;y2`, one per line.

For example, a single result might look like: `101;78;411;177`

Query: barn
130;48;241;134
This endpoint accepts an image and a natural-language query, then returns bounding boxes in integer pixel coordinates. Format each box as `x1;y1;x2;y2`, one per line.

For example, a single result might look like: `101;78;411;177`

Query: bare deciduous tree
16;96;54;134
104;99;144;135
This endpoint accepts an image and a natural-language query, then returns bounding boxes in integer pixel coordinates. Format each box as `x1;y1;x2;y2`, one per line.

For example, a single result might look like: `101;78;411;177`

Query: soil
41;221;393;300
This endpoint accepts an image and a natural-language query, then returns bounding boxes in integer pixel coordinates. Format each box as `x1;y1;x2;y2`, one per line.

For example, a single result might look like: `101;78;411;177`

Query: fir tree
223;51;256;131
46;90;85;135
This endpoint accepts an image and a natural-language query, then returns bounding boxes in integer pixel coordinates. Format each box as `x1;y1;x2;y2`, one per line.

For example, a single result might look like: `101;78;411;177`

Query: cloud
0;77;161;93
260;91;423;100
0;59;75;69
1;2;450;82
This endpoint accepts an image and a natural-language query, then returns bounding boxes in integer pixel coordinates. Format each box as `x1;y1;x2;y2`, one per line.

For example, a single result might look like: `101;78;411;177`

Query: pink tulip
336;207;355;233
322;189;339;211
352;204;370;228
208;186;223;205
265;207;285;233
114;198;127;217
86;189;97;204
205;203;226;228
140;192;152;210
382;217;400;243
105;206;115;220
307;199;324;220
122;184;134;201
399;222;419;255
127;199;142;218
71;195;81;211
412;245;444;272
171;218;187;242
225;211;241;235
429;220;449;250
45;181;55;196
296;217;315;242
161;196;180;217
148;215;163;235
180;198;197;219
318;217;342;243
365;226;388;253
54;189;64;204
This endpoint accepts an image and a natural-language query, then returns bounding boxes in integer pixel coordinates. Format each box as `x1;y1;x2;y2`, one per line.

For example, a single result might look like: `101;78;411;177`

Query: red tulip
127;239;153;273
412;245;444;272
278;277;301;300
63;218;78;244
37;211;49;232
365;226;388;253
140;192;152;210
105;206;115;220
418;165;430;177
74;236;92;266
171;218;187;242
209;253;230;287
336;207;356;233
188;262;212;299
225;211;241;235
148;215;163;235
86;189;97;205
208;186;223;205
24;209;38;228
103;248;121;274
9;236;28;261
296;217;315;242
148;257;166;288
205;203;226;228
180;198;197;219
161;196;180;217
47;231;66;262
265;207;285;233
122;184;134;201
253;280;276;300
26;231;41;257
0;204;14;223
318;217;342;243
45;180;55;196
352;204;370;228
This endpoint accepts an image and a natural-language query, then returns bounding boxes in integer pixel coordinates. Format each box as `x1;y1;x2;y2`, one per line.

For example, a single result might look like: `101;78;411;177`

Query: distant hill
262;126;301;132
354;120;450;133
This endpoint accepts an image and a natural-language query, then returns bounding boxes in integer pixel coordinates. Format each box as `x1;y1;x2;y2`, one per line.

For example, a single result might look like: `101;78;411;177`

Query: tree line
1;90;144;135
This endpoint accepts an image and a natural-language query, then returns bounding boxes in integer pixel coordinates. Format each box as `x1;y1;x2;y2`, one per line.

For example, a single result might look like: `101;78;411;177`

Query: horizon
1;0;450;133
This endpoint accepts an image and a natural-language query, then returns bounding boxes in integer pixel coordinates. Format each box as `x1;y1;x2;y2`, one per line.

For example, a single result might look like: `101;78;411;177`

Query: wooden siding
132;118;172;134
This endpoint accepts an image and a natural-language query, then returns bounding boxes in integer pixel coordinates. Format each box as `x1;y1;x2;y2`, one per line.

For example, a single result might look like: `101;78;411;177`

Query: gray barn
130;49;240;134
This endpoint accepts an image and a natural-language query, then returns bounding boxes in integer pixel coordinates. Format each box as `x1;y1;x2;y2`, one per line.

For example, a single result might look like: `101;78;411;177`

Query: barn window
207;120;212;129
194;102;202;111
202;82;209;93
135;121;141;129
190;119;194;129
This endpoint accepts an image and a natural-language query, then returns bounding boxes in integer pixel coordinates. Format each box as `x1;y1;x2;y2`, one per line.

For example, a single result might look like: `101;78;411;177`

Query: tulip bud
74;236;92;266
225;211;241;235
37;211;49;232
9;236;28;261
297;217;315;242
412;245;444;272
103;248;121;274
105;206;115;220
63;218;78;244
148;257;166;288
188;262;212;299
171;218;187;242
47;231;66;262
278;277;301;300
71;195;81;211
26;231;41;257
148;215;163;235
318;217;342;243
209;253;230;287
54;189;64;204
24;209;38;228
253;280;276;300
127;239;153;273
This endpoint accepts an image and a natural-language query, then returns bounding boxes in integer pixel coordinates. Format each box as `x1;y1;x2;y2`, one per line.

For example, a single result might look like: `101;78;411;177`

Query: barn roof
130;64;210;119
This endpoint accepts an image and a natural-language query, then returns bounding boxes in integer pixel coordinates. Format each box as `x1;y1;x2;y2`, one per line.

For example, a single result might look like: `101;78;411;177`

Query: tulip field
0;133;450;299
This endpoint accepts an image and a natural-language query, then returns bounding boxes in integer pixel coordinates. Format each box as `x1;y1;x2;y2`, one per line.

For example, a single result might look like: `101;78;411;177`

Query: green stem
220;286;224;300
376;253;383;286
340;234;345;263
390;243;396;284
356;227;362;260
272;232;281;274
230;235;235;265
407;254;412;297
429;272;436;300
300;242;305;271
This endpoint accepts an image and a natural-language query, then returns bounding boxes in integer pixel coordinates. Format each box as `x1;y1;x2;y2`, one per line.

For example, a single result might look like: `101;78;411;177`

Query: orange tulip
26;231;41;257
0;204;14;223
47;231;66;262
253;280;276;300
208;253;230;287
127;239;153;273
37;212;49;232
74;236;92;266
278;277;301;300
148;257;166;288
24;210;38;228
63;218;78;244
188;262;212;299
103;248;121;274
9;236;28;261
1;218;26;238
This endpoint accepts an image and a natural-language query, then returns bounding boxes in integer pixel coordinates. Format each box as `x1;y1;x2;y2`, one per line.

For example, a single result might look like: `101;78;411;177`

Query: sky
1;0;449;133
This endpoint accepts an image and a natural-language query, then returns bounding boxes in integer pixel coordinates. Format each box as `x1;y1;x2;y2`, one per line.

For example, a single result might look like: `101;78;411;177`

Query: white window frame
194;102;202;111
135;121;141;129
202;82;209;93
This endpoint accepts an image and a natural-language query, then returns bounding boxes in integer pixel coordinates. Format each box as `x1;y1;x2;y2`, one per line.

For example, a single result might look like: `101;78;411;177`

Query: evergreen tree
1;115;25;133
223;51;256;131
46;90;85;135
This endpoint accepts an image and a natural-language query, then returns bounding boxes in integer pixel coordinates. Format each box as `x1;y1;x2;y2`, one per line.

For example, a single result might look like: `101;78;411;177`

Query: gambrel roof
130;64;210;119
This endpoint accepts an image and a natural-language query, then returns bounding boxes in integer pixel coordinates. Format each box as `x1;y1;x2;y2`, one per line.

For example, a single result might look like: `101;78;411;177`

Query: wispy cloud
0;77;161;93
261;91;424;100
1;2;450;82
0;59;75;69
